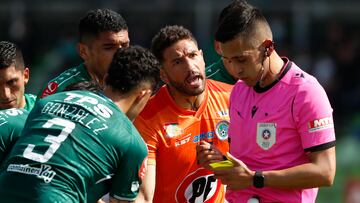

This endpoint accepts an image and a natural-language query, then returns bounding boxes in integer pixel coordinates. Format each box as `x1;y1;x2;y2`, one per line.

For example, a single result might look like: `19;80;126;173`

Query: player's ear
160;68;169;84
136;83;152;100
77;42;88;61
128;86;152;121
214;40;222;55
23;67;30;85
137;89;152;100
103;74;108;85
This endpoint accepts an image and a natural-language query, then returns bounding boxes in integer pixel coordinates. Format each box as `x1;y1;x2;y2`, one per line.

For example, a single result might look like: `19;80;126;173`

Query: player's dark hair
215;0;269;43
151;25;197;63
106;46;161;94
79;9;128;43
64;81;103;94
0;41;25;70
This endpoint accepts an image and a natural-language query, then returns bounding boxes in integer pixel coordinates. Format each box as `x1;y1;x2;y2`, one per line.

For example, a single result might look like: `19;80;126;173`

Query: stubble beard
168;79;205;96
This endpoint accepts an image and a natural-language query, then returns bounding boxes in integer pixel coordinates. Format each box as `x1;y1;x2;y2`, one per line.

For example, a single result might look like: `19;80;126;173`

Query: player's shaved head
0;41;25;70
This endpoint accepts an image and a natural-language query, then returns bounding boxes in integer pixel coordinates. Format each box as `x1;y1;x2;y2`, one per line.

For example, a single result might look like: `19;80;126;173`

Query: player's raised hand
196;141;225;170
213;152;255;190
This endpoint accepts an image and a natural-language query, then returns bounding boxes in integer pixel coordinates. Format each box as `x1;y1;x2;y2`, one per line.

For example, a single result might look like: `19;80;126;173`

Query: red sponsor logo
40;82;58;98
175;168;222;203
308;117;334;132
138;157;148;180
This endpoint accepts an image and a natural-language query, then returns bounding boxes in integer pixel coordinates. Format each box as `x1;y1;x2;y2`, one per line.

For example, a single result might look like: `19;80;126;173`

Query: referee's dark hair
106;46;161;94
215;0;271;44
79;9;128;44
0;41;25;70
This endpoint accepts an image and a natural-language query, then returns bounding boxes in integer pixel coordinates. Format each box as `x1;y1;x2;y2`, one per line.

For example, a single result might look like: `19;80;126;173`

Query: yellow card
209;160;234;170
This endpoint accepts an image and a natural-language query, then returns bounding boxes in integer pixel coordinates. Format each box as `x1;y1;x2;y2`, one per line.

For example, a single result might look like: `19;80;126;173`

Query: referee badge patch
257;123;276;150
215;120;229;140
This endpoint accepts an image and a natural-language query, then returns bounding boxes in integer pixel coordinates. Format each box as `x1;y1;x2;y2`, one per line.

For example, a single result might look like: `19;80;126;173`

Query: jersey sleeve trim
206;67;221;78
304;140;336;152
111;194;136;201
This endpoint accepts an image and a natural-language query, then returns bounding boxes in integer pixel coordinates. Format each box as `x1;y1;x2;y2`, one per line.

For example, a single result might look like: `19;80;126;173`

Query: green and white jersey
0;91;148;203
24;93;37;111
37;63;92;100
0;108;29;163
206;59;237;85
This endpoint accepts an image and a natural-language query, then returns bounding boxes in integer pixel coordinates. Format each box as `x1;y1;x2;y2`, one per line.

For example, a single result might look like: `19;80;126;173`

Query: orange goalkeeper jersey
134;80;232;203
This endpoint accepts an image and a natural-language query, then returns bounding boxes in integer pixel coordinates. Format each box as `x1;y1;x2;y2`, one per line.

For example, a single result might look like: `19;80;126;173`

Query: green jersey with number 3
0;90;148;203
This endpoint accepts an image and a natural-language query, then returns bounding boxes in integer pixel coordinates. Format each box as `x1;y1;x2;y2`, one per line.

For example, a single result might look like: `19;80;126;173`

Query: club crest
215;120;229;141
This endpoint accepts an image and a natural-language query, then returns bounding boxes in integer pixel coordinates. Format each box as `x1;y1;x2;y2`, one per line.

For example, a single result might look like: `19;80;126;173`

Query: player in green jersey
37;8;130;100
206;58;237;84
0;41;36;111
0;108;29;163
205;1;245;85
0;45;160;203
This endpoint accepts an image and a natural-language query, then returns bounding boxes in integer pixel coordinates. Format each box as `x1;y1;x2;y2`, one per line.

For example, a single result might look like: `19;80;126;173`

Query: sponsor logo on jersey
217;109;229;117
175;134;191;147
139;157;148;180
164;123;183;138
7;164;56;183
95;174;113;184
308;117;334;132
41;82;59;98
193;131;215;143
215;121;229;141
131;181;140;192
257;123;276;150
175;168;222;203
294;72;305;78
236;110;243;118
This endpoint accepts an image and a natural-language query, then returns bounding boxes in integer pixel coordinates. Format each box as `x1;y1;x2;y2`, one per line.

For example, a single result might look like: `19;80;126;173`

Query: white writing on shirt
308;117;334;132
7;164;56;183
0;109;24;126
40;92;113;135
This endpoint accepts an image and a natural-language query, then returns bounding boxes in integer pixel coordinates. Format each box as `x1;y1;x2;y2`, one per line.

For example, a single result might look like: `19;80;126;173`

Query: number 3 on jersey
23;118;75;163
